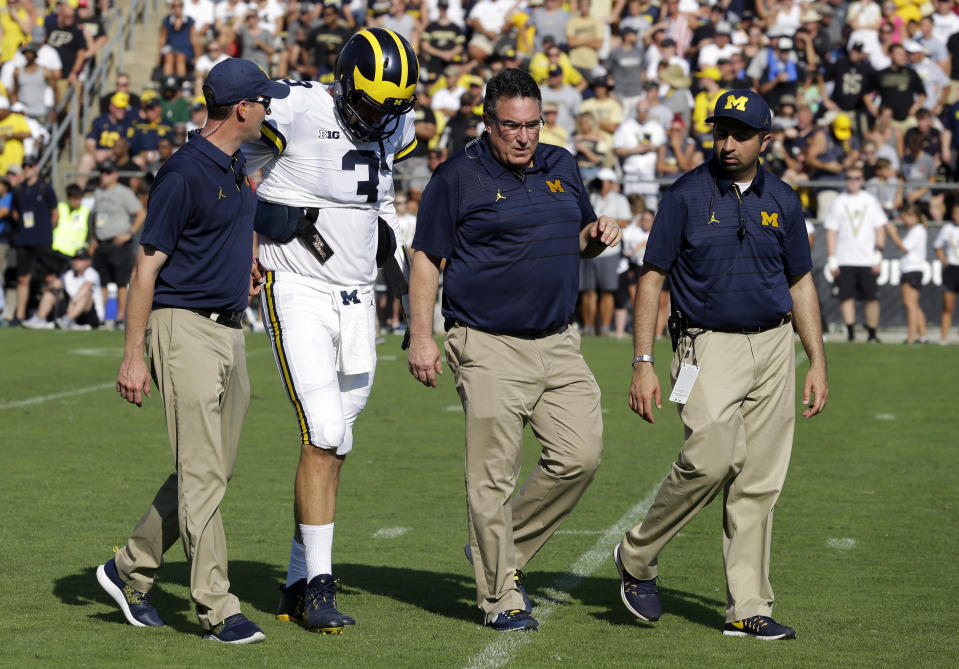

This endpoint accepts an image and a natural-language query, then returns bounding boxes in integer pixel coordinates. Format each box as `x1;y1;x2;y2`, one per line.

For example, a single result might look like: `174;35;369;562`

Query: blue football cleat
203;614;266;644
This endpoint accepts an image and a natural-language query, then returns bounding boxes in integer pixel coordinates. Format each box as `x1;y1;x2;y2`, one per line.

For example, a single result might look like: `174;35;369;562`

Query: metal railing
39;0;159;192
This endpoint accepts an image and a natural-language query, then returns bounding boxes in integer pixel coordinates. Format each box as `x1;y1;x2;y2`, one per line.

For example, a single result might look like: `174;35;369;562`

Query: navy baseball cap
203;58;290;106
706;89;772;132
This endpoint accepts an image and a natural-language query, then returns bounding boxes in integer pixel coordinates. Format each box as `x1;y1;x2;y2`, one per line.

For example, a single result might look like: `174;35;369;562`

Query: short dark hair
66;183;83;199
202;85;234;120
483;68;541;118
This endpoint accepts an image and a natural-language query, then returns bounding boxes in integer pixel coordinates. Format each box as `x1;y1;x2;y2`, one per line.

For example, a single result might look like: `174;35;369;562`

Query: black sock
846;324;855;340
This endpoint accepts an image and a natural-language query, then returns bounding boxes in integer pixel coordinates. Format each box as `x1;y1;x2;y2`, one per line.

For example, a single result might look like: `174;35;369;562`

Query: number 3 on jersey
342;150;379;203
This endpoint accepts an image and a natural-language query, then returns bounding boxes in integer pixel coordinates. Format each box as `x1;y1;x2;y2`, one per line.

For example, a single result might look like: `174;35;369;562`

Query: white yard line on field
463;486;659;669
0;382;114;410
372;526;411;539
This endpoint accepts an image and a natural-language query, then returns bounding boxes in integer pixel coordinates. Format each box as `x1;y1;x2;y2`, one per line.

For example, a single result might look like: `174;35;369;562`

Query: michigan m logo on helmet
333;28;419;142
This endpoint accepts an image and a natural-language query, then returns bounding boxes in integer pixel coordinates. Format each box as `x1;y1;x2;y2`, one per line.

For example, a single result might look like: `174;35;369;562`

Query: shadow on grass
336;562;477;623
53;561;287;633
532;573;724;630
57;562;723;631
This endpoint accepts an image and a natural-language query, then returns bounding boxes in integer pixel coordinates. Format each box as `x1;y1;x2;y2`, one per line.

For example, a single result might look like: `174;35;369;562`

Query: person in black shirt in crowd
822;42;874;142
866;43;926;131
306;2;352;80
421;0;465;76
45;2;89;101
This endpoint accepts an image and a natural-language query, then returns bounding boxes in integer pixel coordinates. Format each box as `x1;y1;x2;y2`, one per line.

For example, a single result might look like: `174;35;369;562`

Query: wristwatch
631;354;655;367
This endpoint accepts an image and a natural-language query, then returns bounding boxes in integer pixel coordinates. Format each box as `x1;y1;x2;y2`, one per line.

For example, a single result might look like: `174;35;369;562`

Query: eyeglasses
846;175;863;181
246;96;271;113
489;114;544;136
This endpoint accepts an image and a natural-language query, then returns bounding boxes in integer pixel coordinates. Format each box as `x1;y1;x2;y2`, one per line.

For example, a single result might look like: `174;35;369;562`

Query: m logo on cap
724;95;749;112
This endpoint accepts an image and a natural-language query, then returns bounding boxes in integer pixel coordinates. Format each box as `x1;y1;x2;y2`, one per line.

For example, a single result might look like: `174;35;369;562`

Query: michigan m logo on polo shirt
546;179;565;193
761;211;779;228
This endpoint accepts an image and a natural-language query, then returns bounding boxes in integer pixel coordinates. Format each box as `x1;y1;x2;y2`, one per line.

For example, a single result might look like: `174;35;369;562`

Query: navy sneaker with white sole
486;609;539;632
723;615;796;640
95;557;165;627
203;614;266;644
464;542;532;613
613;544;661;622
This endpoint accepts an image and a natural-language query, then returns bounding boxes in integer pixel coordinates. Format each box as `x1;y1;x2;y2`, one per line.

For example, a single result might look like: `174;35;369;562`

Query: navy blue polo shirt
414;135;596;336
141;133;254;313
644;159;811;331
12;180;58;247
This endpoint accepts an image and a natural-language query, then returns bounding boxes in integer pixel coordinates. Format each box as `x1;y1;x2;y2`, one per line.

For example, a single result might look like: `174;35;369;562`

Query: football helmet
333;28;419;142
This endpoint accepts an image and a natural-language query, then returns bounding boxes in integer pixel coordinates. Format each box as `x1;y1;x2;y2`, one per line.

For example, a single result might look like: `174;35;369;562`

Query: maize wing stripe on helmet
349;28;418;112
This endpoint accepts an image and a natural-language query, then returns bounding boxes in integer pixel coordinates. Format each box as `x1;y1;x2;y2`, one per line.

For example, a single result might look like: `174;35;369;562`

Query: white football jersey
823;191;888;267
244;81;417;286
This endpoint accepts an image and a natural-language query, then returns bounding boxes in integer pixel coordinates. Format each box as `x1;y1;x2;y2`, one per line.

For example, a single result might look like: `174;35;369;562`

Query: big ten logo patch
319;130;341;139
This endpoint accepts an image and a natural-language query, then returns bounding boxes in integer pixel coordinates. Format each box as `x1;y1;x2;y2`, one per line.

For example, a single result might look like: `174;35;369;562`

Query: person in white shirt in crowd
193;39;229;98
824;163;887;343
22;247;102;330
579;167;630;336
931;0;959;48
697;21;739;69
432;64;468;118
183;0;216;38
466;0;514;63
885;202;929;344
934;201;959;345
904;40;950;115
613;97;665;209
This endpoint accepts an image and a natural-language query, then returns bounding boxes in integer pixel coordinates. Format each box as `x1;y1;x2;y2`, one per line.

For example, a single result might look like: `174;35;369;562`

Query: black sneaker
613;544;660;622
486;609;539;632
464;542;532;612
203;613;266;644
95;557;166;627
723;615;796;640
304;574;354;634
276;579;306;622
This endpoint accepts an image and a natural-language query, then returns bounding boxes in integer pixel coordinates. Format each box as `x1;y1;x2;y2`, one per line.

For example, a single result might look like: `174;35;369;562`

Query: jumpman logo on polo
495;190;507;202
218;187;226;200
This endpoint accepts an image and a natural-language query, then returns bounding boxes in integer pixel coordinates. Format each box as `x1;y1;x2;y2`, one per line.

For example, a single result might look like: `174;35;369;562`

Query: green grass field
0;329;956;668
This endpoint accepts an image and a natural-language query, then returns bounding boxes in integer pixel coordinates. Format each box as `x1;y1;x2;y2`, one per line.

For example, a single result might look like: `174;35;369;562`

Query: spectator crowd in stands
3;0;959;343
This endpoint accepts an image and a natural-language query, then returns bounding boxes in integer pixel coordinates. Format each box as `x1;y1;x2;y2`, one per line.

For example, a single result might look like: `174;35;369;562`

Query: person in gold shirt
0;0;38;63
0;97;32;176
691;67;726;151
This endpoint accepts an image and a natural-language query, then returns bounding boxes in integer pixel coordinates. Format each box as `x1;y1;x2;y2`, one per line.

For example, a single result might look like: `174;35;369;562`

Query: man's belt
189;308;245;329
153;305;244;329
447;319;568;339
688;315;792;335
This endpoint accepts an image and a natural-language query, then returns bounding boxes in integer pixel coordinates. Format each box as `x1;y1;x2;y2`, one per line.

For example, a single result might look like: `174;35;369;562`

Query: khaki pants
446;325;603;622
114;308;250;629
619;322;795;622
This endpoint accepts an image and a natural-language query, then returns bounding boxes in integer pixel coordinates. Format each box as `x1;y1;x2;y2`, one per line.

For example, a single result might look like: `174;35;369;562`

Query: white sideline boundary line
463;487;659;669
0;382;114;410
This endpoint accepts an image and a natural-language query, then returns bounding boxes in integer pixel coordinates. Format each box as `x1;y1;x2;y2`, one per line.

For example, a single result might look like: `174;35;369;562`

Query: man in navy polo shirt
98;59;289;645
617;90;829;640
408;68;622;632
10;155;58;326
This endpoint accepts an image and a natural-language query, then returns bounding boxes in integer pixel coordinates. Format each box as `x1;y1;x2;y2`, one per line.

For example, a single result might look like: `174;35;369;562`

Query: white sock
285;537;307;588
299;522;334;581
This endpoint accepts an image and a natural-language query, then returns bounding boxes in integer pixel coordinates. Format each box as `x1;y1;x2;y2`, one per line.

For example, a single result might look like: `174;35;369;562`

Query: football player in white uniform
243;28;418;634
